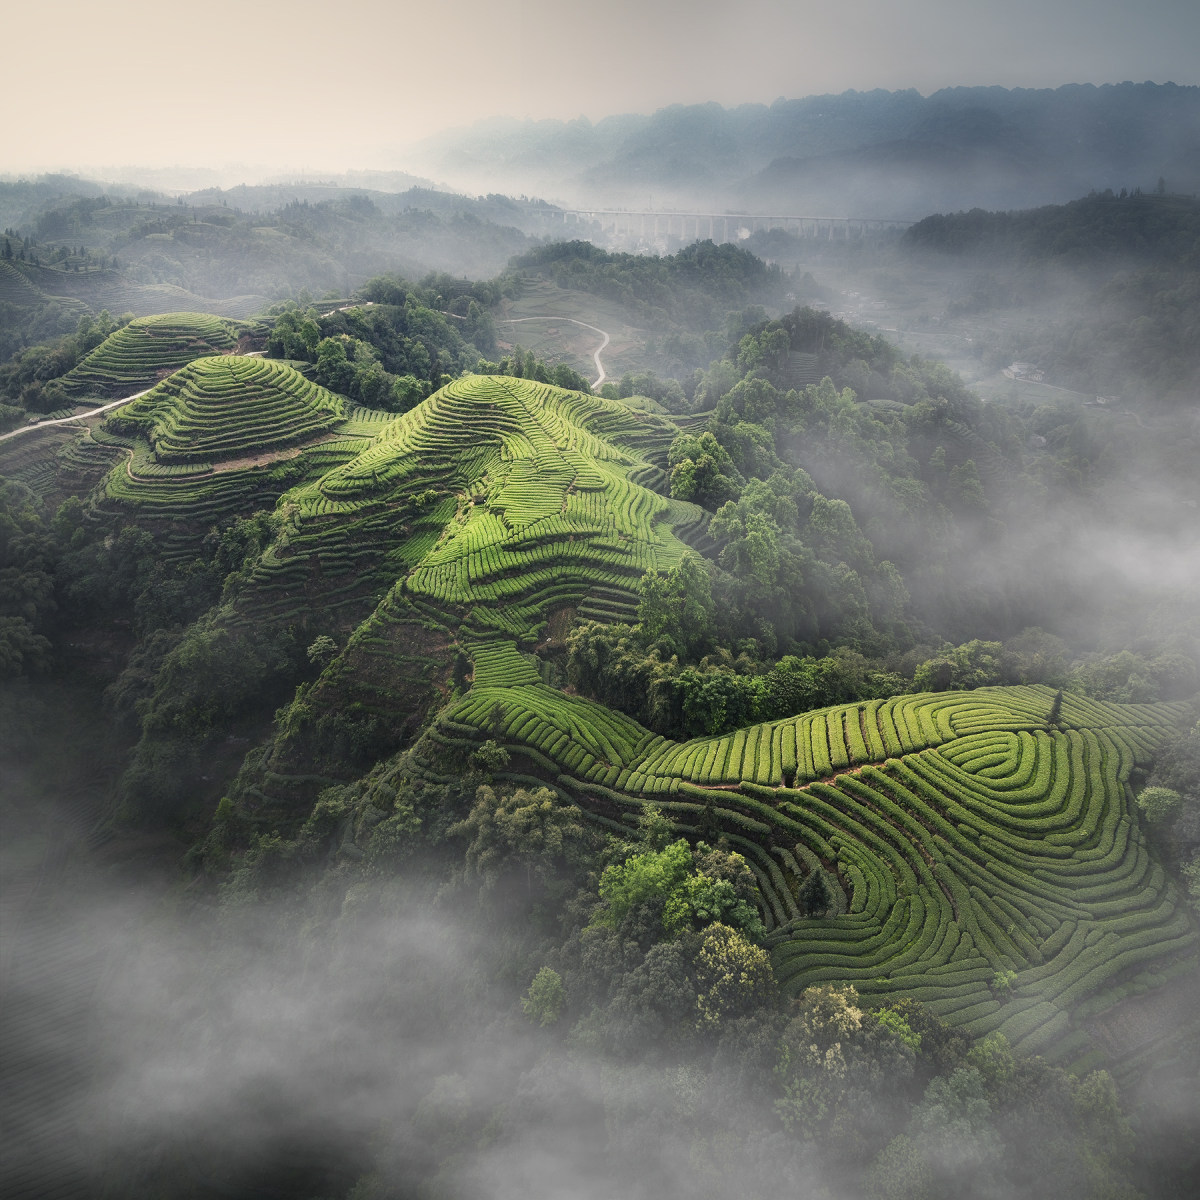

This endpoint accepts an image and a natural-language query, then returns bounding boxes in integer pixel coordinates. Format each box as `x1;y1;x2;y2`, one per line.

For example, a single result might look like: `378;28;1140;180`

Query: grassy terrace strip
420;678;1196;1059
61;312;240;399
104;356;345;463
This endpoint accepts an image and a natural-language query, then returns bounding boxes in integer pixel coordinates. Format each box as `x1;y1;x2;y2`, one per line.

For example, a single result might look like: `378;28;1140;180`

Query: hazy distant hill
0;183;543;331
414;82;1200;218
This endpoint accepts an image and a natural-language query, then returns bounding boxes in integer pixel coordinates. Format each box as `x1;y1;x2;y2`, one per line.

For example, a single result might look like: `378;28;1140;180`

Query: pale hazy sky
6;0;1198;176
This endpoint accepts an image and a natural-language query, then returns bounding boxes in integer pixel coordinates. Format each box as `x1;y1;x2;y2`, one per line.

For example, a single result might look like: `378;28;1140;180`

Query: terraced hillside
31;269;267;322
2;260;266;321
0;260;76;311
57;359;391;565
60;312;240;399
93;370;1195;1068
420;667;1195;1069
0;259;92;323
218;375;709;803
250;379;1197;1069
107;356;345;463
235;373;696;634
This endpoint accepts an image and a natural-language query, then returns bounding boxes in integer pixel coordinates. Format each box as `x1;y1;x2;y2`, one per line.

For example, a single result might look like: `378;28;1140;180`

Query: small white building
1003;362;1045;382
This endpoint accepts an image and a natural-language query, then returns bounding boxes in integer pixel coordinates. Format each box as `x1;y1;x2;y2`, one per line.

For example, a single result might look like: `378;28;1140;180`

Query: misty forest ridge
2;66;1199;1200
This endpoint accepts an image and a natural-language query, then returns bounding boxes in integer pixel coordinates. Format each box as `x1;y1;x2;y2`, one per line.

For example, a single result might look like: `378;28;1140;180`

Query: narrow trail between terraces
0;388;152;444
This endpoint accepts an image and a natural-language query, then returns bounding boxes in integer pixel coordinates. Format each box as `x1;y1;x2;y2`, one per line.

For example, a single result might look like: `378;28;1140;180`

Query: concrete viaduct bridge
530;208;911;243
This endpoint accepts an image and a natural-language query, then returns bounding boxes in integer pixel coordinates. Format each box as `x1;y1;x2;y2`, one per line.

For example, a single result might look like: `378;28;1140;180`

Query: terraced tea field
60;313;240;399
0;260;92;321
239;373;695;634
107;356;345;463
428;672;1195;1068
83;362;391;563
71;365;1195;1067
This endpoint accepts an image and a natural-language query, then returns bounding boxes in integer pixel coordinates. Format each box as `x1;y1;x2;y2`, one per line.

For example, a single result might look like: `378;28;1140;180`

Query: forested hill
0;183;541;362
506;240;788;329
901;191;1200;409
903;189;1200;265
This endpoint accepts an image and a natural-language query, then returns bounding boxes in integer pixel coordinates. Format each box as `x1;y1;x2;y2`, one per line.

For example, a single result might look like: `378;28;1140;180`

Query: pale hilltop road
0;351;271;446
0;389;153;445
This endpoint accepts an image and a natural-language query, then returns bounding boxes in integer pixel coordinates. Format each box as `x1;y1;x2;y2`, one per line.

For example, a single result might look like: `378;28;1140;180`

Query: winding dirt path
1;351;270;447
498;316;611;388
0;388;153;445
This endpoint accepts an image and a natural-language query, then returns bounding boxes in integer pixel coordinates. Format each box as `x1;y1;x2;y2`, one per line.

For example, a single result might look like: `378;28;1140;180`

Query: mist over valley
2;21;1199;1198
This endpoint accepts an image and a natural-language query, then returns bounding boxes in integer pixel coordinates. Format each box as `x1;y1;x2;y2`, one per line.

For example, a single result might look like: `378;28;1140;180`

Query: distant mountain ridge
414;83;1200;218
